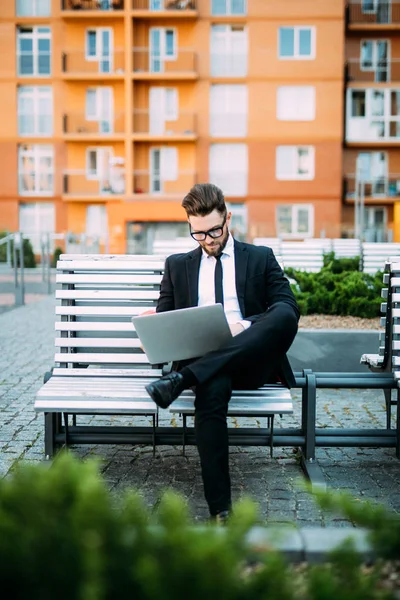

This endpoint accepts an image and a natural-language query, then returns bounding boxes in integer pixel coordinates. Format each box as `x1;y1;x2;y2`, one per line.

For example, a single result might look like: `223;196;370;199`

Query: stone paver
1;297;400;524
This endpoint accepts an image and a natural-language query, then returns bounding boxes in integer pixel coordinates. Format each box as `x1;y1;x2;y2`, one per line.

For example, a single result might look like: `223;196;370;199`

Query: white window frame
209;143;248;197
211;0;247;16
17;86;53;136
277;86;316;121
18;144;54;196
17;26;51;77
19;202;55;253
276;204;314;239
276;146;315;181
210;24;248;77
16;0;51;16
85;87;114;133
85;146;113;180
278;26;316;60
362;0;379;14
346;88;400;141
85;28;114;72
210;84;248;137
360;39;390;81
149;27;178;60
149;147;178;193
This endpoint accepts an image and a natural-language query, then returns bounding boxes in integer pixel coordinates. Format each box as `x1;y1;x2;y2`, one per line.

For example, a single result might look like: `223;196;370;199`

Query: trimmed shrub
0;231;36;268
0;454;397;599
286;256;383;318
52;247;63;268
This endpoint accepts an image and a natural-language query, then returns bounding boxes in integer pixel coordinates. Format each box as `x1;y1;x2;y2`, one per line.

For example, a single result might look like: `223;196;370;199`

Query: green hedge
0;231;36;268
286;253;383;318
0;454;398;599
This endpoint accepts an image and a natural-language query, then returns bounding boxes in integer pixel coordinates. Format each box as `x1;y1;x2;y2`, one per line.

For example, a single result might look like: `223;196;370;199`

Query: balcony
61;0;124;11
346;59;400;82
63;112;125;138
131;0;197;16
62;50;125;78
132;49;197;79
344;174;400;202
132;110;196;140
63;170;126;198
347;1;400;28
133;169;196;198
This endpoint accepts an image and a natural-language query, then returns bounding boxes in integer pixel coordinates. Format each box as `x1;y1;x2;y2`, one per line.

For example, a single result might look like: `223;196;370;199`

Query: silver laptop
132;304;232;364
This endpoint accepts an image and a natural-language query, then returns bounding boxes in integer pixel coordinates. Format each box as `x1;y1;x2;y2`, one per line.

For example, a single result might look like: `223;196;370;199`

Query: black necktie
214;255;224;306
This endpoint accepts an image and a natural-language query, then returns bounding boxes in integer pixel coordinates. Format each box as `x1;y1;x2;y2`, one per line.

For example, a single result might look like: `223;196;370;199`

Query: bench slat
55;323;139;332
55;338;141;348
52;368;162;377
56;290;160;301
57;274;162;285
56;306;155;317
55;353;151;364
57;260;164;271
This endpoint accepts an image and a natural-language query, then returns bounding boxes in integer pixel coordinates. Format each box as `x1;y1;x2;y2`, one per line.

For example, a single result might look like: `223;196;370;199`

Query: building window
18;144;54;196
276;146;315;180
150;147;178;193
278;27;315;60
85;28;113;73
209;144;248;196
86;205;108;240
18;86;53;136
149;28;177;73
148;87;178;135
19;202;55;253
276;204;314;238
210;24;248;77
277;86;316;121
16;0;51;16
17;26;51;77
360;40;389;82
210;84;248;137
211;0;246;15
347;88;400;141
86;87;113;133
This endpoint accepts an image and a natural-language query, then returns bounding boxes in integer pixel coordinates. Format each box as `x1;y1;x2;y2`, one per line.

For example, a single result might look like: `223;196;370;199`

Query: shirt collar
201;233;234;260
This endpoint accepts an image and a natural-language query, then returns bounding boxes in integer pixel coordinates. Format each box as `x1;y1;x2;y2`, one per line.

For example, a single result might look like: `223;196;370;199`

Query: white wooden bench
34;253;293;458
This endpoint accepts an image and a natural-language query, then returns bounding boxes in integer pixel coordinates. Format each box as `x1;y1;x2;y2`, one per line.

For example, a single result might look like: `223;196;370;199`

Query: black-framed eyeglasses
189;214;227;242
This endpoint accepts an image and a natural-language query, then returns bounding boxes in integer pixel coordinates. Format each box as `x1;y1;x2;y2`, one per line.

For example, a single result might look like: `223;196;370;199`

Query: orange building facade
1;0;397;252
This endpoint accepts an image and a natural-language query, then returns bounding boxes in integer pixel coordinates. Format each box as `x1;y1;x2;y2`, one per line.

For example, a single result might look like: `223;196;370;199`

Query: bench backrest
55;254;165;374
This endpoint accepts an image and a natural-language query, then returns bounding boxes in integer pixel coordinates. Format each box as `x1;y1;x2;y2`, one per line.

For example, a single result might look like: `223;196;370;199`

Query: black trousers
183;302;298;515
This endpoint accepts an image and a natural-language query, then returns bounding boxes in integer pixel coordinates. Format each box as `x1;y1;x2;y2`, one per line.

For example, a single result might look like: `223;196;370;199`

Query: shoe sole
145;383;169;410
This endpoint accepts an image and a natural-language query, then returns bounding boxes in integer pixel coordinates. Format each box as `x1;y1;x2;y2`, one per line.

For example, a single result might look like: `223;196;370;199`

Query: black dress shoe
145;372;185;409
211;509;231;526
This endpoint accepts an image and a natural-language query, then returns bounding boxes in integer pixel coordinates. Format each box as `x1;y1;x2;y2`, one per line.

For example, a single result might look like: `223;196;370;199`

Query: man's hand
229;323;245;337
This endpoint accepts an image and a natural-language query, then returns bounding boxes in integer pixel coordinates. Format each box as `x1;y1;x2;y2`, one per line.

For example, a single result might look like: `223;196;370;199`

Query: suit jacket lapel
234;239;248;316
185;246;202;307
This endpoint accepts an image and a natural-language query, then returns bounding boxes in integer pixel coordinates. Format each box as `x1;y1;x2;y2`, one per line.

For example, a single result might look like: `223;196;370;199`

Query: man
146;183;299;522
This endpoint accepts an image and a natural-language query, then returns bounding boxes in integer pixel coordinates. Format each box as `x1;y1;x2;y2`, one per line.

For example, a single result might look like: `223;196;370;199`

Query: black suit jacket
156;239;299;387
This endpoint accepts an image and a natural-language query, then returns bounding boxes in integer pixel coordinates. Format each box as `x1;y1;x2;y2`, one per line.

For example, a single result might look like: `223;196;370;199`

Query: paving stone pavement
1;297;400;525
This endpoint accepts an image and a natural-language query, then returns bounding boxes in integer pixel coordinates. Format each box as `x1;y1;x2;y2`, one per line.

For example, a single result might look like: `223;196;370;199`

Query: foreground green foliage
0;454;397;599
287;253;383;318
0;231;36;268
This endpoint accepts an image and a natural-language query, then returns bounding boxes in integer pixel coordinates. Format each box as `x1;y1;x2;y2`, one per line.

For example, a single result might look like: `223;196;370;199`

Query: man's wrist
238;319;251;331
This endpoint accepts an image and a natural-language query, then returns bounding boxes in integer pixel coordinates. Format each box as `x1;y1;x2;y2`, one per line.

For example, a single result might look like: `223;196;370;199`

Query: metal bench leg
73;414;77;427
152;415;156;457
182;415;187;456
396;388;400;460
300;370;326;490
270;415;274;458
63;413;70;449
384;388;392;429
44;412;56;459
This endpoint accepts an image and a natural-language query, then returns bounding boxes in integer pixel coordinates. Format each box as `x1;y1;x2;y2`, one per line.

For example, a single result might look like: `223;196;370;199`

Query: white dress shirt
197;234;251;330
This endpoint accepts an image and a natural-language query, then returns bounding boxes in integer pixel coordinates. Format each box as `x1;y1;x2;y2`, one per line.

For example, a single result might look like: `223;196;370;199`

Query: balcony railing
133;110;196;136
63;170;126;195
346;58;400;82
347;1;400;25
132;49;197;75
62;50;125;74
61;0;124;10
63;112;125;135
132;0;196;10
133;170;196;194
344;174;400;198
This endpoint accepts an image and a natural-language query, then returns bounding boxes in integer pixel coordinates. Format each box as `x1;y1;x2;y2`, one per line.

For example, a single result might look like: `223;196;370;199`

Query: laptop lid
132;304;232;364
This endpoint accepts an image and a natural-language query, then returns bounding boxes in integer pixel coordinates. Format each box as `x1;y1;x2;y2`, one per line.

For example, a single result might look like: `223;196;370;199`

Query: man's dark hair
182;183;226;217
